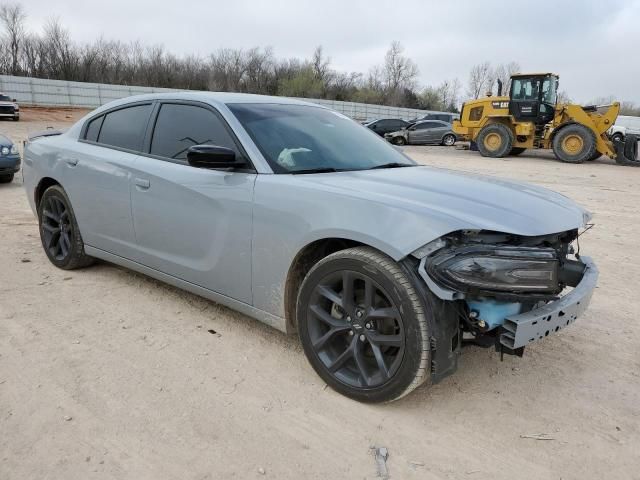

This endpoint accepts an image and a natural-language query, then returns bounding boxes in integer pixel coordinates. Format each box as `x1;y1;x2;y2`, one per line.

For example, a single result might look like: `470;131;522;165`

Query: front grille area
0;105;15;114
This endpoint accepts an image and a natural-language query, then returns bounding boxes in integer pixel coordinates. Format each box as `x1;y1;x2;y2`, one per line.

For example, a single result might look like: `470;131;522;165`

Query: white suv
608;115;640;142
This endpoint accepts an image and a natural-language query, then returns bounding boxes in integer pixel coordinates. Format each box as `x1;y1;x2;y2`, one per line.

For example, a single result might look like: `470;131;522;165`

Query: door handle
134;178;150;189
65;158;78;166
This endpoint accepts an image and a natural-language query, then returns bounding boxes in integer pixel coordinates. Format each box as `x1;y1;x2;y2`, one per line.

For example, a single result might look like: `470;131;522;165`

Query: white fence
0;74;433;121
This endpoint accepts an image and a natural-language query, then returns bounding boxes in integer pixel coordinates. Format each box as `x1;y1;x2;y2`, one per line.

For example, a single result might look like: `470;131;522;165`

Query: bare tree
467;61;492;99
0;3;25;74
382;41;418;103
492;61;520;96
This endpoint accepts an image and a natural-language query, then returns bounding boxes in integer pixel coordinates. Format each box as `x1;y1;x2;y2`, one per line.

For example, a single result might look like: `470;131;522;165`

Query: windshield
0;95;12;102
227;103;416;173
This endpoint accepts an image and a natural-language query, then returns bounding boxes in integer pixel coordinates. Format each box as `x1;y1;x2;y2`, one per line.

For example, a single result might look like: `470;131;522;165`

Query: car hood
296;165;589;237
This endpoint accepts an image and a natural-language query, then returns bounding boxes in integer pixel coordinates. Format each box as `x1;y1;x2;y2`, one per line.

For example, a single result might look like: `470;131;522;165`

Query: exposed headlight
427;245;560;294
10;145;17;154
1;146;9;155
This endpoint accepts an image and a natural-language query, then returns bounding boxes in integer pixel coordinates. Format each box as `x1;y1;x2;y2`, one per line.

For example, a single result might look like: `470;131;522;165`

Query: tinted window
85;115;103;142
414;123;430;130
150;104;238;160
98;104;152;151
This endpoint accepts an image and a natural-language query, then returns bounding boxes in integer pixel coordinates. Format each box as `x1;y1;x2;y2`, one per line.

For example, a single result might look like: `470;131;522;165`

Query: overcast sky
20;0;640;103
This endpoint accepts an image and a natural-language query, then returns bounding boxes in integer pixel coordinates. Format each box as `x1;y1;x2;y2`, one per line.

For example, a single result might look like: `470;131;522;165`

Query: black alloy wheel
297;247;432;403
306;269;405;389
38;185;94;269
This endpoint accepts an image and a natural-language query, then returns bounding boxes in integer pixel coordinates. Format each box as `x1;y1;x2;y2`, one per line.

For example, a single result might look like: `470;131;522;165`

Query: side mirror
12;98;16;102
187;145;244;169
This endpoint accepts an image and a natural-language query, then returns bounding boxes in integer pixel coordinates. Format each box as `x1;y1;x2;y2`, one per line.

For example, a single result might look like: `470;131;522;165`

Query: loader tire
509;147;526;156
614;134;640;167
477;123;513;158
552;124;596;164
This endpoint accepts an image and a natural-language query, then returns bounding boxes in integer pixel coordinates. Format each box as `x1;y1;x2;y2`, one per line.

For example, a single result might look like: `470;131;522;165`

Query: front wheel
442;134;456;146
552;124;596;163
38;185;94;270
297;247;431;403
509;147;526;156
390;136;407;146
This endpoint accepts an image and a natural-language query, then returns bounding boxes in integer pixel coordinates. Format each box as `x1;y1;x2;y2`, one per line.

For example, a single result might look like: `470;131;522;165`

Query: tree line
1;2;638;115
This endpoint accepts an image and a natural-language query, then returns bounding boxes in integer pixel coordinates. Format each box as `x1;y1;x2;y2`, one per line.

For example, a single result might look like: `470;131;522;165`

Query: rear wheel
0;173;14;183
441;134;456;146
476;123;514;158
509;147;526;156
38;185;94;270
552;124;596;163
297;247;431;403
611;133;623;143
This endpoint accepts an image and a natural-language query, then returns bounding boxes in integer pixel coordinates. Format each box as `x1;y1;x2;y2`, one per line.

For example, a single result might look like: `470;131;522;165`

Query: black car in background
364;118;409;137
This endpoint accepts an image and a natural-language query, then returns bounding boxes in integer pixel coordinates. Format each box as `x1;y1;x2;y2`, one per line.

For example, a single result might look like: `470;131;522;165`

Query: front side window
228;103;415;173
541;77;558;104
511;78;541;101
150;103;238;160
98;104;152;151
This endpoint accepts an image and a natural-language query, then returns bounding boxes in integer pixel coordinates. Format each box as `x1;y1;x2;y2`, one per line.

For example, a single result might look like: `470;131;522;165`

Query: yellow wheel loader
452;73;639;166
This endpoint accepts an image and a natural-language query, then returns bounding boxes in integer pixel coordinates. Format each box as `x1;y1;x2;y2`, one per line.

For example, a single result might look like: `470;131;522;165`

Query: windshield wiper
368;162;415;170
289;167;344;174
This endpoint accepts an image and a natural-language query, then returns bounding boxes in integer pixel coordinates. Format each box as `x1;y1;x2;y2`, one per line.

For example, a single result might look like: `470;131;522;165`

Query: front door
129;102;255;304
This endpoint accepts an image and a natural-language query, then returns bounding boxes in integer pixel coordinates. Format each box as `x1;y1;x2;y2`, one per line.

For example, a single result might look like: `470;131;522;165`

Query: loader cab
509;73;558;125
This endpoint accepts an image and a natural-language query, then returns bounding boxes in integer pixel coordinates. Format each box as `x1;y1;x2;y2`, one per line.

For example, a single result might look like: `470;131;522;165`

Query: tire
615;134;640;167
509;147;526;156
441;134;456;146
12;116;19;122
587;151;602;161
0;173;14;183
611;133;623;143
297;247;431;403
476;123;513;158
552;124;596;164
37;185;94;270
391;136;407;146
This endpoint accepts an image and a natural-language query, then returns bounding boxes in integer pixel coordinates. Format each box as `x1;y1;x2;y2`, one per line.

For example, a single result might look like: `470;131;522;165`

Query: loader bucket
613;134;640;166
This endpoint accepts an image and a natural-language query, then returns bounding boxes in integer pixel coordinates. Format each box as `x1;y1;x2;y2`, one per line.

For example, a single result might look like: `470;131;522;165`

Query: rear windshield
227;103;415;173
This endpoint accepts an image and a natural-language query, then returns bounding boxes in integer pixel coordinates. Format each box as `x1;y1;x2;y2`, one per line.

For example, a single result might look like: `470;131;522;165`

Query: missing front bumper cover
500;256;598;349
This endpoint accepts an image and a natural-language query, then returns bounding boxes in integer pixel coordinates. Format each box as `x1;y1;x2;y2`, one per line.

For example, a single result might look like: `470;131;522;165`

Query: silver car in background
385;119;457;146
22;92;597;403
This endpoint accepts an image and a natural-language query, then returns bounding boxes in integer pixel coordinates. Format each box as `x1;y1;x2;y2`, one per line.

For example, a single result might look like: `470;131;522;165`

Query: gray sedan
22;92;597;403
385;119;457;146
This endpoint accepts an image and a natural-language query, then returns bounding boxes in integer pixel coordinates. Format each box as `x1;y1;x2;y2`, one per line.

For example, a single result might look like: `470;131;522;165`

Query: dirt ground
1;108;638;480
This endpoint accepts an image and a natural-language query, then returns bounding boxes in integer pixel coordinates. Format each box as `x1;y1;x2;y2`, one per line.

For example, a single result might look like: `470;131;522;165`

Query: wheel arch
34;177;62;210
283;237;402;333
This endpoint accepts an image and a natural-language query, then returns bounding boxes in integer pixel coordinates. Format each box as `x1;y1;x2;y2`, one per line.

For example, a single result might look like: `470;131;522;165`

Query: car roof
107;91;320;107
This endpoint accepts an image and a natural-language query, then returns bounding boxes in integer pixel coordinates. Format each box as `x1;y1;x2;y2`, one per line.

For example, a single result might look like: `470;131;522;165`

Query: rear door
129;101;255;303
66;102;152;258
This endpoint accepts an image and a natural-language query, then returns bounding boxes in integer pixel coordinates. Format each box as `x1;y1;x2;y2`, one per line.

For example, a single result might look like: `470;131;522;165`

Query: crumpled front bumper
500;256;598;349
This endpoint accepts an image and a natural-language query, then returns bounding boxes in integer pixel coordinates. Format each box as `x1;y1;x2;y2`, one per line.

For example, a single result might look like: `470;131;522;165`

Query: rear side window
85;115;103;142
97;104;152;151
150;103;238;160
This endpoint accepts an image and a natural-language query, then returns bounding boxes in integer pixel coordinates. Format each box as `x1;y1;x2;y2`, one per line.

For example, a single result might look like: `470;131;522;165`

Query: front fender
251;175;464;318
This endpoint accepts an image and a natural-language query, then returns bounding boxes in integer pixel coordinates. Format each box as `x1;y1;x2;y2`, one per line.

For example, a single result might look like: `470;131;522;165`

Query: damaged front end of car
411;228;598;381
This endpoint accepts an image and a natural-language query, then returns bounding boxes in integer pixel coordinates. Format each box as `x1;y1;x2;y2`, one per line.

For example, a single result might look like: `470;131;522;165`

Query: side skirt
84;245;288;333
